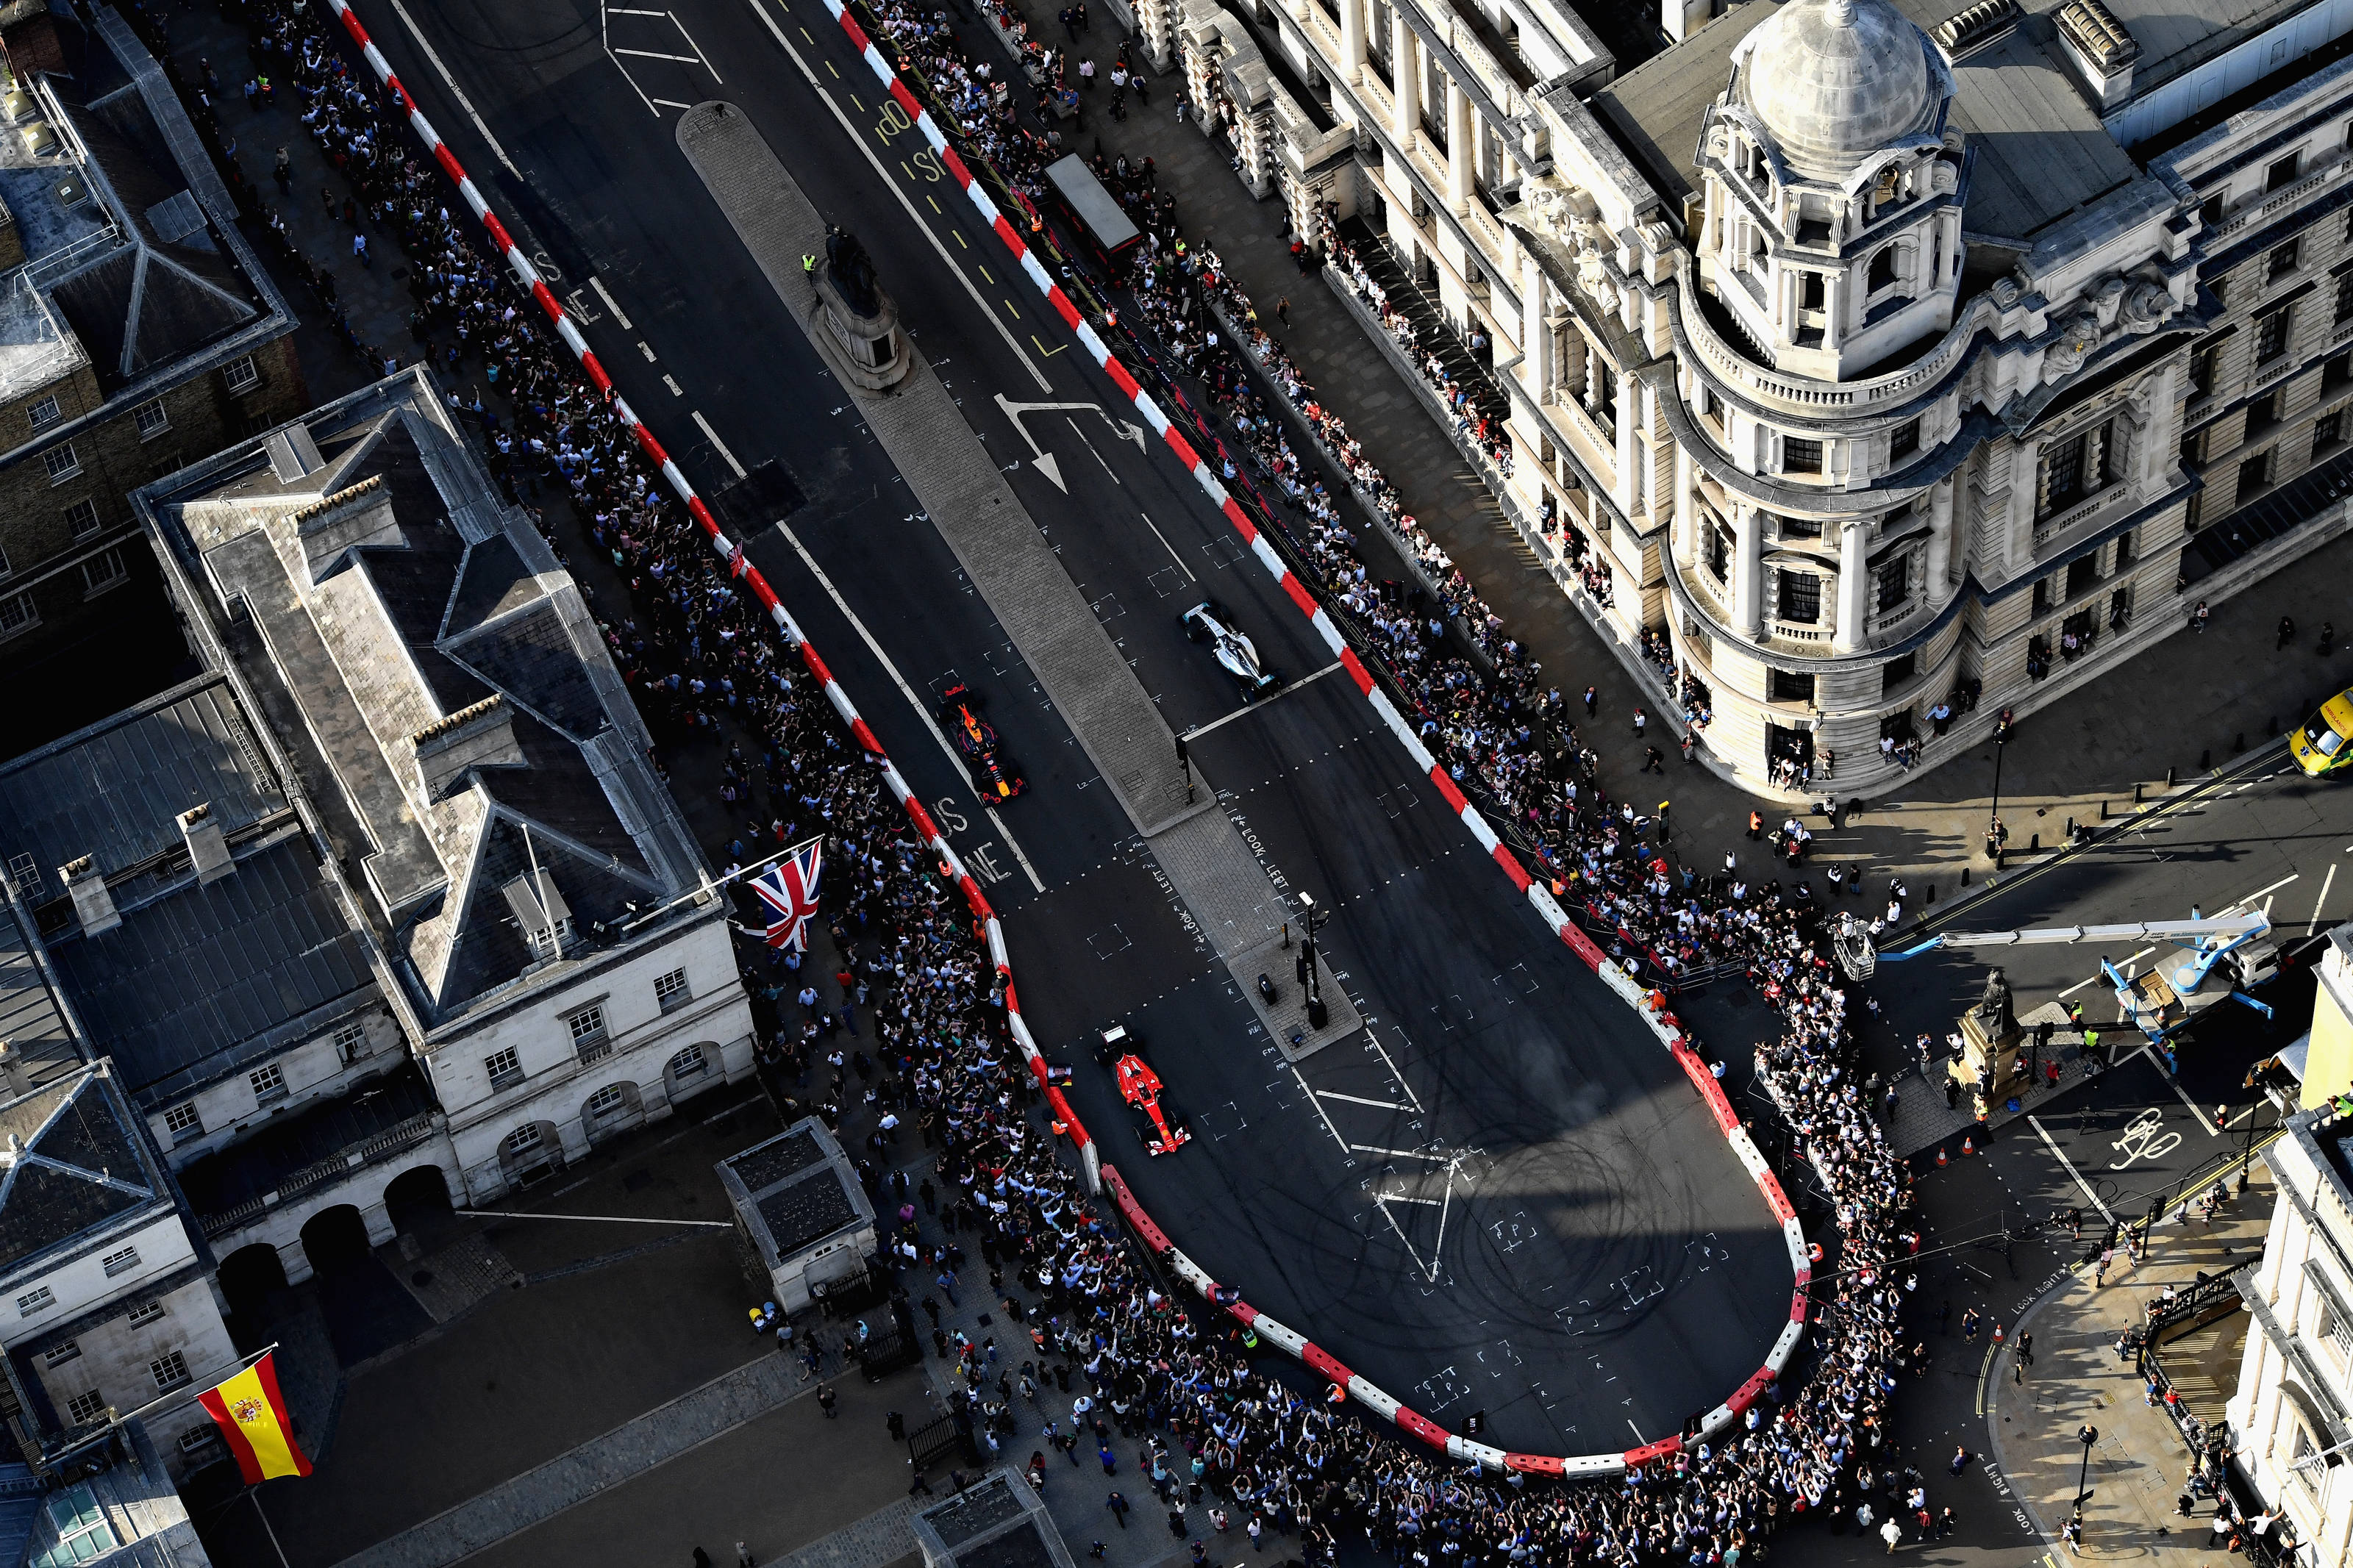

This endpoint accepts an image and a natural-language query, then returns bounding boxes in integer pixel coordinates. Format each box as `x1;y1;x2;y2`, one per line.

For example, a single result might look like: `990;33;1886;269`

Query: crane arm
1877;914;2269;964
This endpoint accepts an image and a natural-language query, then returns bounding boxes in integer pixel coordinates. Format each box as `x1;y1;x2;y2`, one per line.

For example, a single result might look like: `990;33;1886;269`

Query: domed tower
1698;0;1964;380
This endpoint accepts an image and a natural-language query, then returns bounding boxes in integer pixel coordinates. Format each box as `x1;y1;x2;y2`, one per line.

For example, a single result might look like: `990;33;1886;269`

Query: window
163;1101;202;1141
2241;448;2274;495
131;398;168;440
2268;239;2301;282
61;1392;105;1427
249;1062;286;1103
148;1350;190;1392
101;1245;140;1278
2067;555;2100;598
485;1047;524;1092
40;1341;79;1369
1867;246;1897;293
2293;1425;2321;1492
1777;514;1822;539
2189;346;2217;397
39;1486;118;1565
669;1044;708;1080
223;355;260;394
79;548;125;595
1776;571;1821;624
124;1300;164;1328
1875;555;1911;612
2336;273;2353;326
653;968;691;1013
1888;420;1919;461
41;443;78;483
26;395;57;428
1881;653;1915;693
567;1004;610;1064
2;591;42;636
506;1123;543;1153
1768;669;1815;704
2038;420;2113;518
178;1425;221;1458
2324;1287;2353;1358
16;1287;52;1317
2199;193;2225;228
587;1084;628;1118
2320;409;2346;451
1799;272;1826;311
2213;276;2232;312
2116;527;2138;567
1705;520;1732;583
2267;151;2304;193
2032;576;2052;615
2257;304;2293;362
1783;437;1824;475
63;500;99;539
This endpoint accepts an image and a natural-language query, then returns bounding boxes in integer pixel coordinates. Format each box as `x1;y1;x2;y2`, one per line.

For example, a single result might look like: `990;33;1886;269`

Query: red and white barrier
321;0;1810;1475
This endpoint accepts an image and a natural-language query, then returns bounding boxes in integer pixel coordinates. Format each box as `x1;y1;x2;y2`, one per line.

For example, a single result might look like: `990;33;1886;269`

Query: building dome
1741;0;1939;178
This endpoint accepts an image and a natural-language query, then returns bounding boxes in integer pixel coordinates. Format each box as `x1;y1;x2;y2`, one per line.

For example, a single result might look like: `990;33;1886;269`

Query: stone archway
298;1205;371;1278
581;1079;645;1144
496;1120;566;1189
382;1164;454;1238
217;1243;290;1324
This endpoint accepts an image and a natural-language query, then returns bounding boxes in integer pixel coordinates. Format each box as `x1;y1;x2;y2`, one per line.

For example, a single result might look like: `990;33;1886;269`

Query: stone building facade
1146;0;2353;795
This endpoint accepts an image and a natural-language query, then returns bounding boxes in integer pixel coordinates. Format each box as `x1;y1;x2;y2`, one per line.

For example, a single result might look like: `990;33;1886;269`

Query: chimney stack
178;803;232;883
412;695;525;799
58;856;118;937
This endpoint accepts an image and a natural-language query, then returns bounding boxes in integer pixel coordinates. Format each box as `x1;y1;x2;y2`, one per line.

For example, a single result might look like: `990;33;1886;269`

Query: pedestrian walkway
330;1353;818;1568
1987;1171;2273;1554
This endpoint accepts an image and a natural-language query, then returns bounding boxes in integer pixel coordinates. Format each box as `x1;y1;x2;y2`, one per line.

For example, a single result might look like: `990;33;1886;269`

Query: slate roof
0;1064;160;1275
1589;0;2149;238
0;676;281;887
143;369;707;1026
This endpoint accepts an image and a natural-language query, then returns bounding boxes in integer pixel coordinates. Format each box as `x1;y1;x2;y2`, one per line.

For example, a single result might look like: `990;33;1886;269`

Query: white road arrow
995;395;1147;493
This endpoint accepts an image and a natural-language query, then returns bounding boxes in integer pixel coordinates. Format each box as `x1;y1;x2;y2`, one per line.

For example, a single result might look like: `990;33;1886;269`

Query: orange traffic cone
1936;1147;1948;1167
1962;1134;1976;1156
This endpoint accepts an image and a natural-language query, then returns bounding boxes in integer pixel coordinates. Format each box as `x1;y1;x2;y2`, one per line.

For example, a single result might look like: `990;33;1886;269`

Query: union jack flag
750;840;823;950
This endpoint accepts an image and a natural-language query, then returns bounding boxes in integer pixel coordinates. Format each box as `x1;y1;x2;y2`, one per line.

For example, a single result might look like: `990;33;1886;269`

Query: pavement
1988;1170;2271;1559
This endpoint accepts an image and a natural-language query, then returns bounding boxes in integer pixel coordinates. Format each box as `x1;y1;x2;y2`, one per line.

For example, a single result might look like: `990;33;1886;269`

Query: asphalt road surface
354;0;1789;1452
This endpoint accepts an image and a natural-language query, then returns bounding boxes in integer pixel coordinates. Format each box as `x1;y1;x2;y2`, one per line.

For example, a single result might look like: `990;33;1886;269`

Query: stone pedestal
1949;1009;2026;1117
809;265;910;393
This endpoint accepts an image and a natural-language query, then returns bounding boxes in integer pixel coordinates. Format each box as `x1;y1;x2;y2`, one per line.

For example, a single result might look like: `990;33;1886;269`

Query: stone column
1927;473;1954;589
1733;506;1763;635
1833;518;1870;652
1390;13;1415;140
1671;441;1696;568
1446;80;1473;209
1339;0;1365;81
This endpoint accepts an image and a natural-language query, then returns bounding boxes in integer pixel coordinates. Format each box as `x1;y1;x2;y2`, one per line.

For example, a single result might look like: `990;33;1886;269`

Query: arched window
1868;246;1899;294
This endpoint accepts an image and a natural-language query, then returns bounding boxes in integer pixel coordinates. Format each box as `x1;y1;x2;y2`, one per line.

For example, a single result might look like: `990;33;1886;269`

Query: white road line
1138;512;1196;581
1370;1028;1425;1113
775;521;1043;880
693;410;746;477
1316;1089;1408;1109
1429;1163;1456;1281
589;274;635;330
743;0;1051;391
2028;1114;2116;1225
2315;862;2339;932
1294;1066;1349;1153
1350;1145;1448;1160
985;806;1046;893
2061;945;2154;998
1179;662;1347;742
670;10;723;79
613;46;704;62
1375;1192;1442;1206
2219;873;2299;912
386;0;522;176
2164;1067;2220;1135
1371;1198;1431;1275
1069;417;1119;483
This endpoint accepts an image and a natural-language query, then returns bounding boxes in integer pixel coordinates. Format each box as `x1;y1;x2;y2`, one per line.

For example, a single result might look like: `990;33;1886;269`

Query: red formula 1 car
1109;1035;1190;1156
938;681;1025;801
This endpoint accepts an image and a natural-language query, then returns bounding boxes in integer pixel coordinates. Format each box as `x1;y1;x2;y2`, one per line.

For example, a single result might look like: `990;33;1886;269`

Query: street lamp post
1299;892;1329;1030
1986;709;2013;865
2075;1424;2099;1512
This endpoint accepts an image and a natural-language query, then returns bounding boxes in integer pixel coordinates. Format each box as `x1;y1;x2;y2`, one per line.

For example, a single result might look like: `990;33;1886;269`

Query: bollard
2065;817;2074;836
2165;766;2176;788
2199;750;2210;770
1961;867;1971;887
2233;732;2246;754
2029;833;2040;851
2133;782;2143;803
1926;882;1936;903
2099;799;2109;819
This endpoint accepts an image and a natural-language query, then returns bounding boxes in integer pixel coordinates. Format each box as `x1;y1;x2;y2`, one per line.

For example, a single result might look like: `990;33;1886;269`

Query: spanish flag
197;1353;311;1483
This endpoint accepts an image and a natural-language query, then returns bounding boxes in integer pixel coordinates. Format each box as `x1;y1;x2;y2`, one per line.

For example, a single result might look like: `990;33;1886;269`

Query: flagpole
46;1341;282;1470
251;1489;293;1568
618;833;826;937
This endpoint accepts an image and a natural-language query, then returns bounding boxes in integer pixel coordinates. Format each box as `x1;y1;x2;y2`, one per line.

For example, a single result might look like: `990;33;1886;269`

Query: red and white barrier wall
318;0;1807;1476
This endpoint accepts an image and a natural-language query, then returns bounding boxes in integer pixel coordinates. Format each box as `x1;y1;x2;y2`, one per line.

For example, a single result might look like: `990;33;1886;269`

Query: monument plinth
1947;967;2026;1116
810;226;910;393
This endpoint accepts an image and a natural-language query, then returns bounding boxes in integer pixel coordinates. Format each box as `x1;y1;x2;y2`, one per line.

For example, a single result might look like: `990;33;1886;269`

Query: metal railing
196;1109;442;1239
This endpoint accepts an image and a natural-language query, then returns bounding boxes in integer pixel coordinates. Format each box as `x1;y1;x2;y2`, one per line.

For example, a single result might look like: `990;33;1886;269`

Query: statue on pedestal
809;224;908;393
1972;967;2018;1041
826;226;882;319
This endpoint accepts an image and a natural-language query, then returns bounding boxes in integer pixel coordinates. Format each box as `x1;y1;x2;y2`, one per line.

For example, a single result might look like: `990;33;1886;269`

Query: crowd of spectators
165;0;1939;1552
